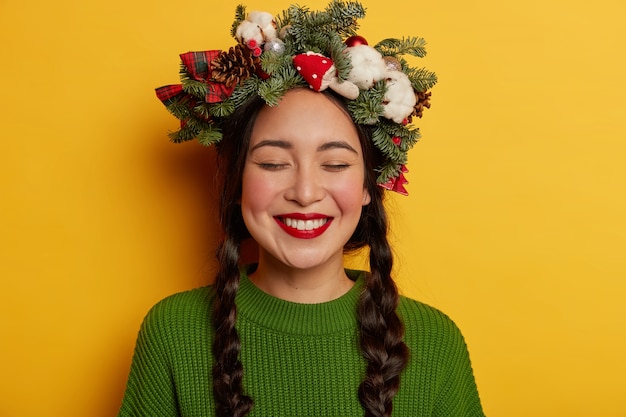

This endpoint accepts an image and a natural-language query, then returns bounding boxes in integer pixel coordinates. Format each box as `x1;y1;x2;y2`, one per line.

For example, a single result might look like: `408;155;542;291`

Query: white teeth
283;217;328;230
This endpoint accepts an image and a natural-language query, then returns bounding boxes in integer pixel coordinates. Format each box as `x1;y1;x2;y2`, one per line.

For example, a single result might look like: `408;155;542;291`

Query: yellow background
1;0;625;415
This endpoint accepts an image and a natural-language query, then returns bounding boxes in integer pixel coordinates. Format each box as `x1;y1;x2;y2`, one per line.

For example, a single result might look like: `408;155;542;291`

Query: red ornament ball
345;35;368;47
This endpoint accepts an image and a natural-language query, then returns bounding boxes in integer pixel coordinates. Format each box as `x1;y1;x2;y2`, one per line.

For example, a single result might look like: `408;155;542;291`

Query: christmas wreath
156;1;437;195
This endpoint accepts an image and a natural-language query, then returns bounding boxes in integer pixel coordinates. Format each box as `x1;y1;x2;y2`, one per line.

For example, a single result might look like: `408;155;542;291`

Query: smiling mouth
274;215;333;239
281;217;329;231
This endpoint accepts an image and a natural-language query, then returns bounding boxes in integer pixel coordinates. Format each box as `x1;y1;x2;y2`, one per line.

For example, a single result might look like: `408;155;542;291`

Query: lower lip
274;217;333;239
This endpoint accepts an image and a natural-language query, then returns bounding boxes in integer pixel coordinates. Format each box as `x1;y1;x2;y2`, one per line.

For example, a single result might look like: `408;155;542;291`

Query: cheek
241;168;276;216
331;173;369;211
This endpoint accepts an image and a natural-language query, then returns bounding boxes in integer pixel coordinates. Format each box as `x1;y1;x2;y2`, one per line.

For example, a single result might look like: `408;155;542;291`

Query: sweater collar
236;267;366;336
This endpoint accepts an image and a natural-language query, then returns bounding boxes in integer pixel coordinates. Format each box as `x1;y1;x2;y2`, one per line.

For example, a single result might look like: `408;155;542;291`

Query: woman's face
241;89;371;272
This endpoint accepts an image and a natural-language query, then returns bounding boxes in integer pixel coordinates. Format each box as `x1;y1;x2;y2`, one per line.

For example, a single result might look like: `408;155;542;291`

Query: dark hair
211;91;408;417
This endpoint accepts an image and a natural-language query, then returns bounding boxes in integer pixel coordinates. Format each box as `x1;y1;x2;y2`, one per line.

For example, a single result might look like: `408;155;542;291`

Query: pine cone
211;44;260;88
411;90;432;119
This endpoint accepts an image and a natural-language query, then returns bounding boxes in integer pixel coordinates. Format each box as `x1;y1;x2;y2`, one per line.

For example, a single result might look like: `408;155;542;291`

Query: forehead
250;89;361;151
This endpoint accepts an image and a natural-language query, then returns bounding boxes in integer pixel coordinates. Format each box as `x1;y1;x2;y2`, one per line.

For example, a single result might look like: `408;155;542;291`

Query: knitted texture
118;270;485;416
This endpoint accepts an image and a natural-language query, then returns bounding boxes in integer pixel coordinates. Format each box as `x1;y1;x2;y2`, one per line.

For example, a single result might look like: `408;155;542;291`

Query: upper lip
276;213;330;220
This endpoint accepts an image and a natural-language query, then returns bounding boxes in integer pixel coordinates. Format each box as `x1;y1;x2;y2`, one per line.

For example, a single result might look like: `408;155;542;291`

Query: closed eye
322;163;351;172
257;162;289;171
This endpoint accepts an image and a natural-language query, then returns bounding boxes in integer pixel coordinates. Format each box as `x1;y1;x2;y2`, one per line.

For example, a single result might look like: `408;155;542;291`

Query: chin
265;248;344;272
283;256;336;271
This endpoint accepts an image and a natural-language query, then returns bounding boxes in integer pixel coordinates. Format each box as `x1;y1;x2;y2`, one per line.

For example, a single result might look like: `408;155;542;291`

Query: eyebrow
249;139;358;154
249;139;292;152
317;141;359;154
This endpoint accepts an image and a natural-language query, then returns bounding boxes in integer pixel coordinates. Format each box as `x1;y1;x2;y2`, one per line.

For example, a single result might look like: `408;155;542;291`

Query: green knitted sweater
118;270;484;416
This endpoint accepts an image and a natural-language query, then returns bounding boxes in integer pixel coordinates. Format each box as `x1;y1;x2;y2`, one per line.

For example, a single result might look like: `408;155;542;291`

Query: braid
211;96;264;417
356;188;409;416
345;120;408;416
212;235;254;417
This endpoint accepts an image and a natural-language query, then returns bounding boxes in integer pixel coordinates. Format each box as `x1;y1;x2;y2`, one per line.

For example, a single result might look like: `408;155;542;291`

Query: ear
362;187;371;206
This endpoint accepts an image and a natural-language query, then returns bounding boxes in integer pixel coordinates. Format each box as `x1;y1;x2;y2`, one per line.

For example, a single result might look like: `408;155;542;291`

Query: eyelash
322;164;350;171
257;163;288;171
255;162;351;171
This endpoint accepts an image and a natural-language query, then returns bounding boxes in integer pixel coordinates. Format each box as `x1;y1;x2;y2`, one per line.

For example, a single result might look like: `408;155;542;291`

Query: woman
119;2;484;416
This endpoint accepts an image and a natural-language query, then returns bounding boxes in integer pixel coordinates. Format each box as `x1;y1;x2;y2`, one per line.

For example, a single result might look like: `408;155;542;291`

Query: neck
249;253;354;304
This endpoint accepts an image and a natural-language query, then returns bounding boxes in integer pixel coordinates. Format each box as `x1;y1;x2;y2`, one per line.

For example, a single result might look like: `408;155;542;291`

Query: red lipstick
274;213;333;239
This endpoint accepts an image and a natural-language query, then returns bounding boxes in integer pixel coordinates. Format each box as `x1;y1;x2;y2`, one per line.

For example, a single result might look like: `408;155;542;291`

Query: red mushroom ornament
293;52;359;100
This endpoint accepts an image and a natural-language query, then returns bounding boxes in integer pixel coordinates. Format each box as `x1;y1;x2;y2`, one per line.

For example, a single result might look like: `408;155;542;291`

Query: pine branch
229;76;261;108
279;5;311;52
347;98;381;125
166;96;195;121
402;127;421;148
184;117;211;135
231;4;247;38
260;50;292;77
178;61;190;80
258;66;305;106
197;125;223;146
279;3;310;28
328;35;352;80
209;100;235;118
181;78;208;99
323;0;366;36
405;66;438;92
376;162;402;184
301;32;333;54
281;1;365;53
178;64;205;99
371;126;407;165
193;102;211;120
168;125;197;143
347;80;386;124
379;119;421;150
375;37;428;58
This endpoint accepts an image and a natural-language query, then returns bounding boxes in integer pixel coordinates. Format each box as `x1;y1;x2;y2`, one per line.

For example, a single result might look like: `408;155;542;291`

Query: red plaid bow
155;50;235;111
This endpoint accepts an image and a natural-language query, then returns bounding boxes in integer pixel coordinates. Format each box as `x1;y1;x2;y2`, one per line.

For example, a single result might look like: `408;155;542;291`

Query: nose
284;166;326;206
